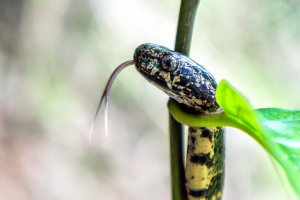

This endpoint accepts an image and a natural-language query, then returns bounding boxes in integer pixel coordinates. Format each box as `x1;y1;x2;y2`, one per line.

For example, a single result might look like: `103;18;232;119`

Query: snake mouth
136;66;167;88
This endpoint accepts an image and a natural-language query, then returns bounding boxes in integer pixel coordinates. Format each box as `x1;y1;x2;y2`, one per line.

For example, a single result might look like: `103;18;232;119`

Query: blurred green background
0;0;299;199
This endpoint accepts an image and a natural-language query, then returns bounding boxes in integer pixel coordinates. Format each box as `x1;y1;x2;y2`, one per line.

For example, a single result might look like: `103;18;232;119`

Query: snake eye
161;55;179;71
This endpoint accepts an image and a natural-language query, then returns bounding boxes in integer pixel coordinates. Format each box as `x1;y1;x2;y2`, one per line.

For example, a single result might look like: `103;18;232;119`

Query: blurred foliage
0;0;299;199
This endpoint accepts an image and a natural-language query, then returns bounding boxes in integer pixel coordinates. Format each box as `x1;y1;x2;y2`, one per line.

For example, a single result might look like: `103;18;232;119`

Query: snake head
134;43;219;112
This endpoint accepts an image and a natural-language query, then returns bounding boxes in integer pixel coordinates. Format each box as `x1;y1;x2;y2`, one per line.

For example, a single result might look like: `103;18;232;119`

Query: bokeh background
1;0;299;199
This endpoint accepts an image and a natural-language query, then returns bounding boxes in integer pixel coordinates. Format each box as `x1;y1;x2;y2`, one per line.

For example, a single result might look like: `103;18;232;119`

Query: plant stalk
170;0;200;200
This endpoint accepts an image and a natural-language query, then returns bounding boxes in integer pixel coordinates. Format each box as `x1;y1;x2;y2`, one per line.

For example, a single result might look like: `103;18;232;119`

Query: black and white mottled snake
93;43;225;200
134;43;225;200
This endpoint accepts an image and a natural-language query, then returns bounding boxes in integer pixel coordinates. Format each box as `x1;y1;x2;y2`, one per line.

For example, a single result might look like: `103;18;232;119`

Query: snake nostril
140;53;149;63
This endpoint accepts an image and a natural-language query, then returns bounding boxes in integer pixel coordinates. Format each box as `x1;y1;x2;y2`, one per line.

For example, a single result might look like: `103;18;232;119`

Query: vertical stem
169;113;186;200
175;0;200;55
170;0;200;200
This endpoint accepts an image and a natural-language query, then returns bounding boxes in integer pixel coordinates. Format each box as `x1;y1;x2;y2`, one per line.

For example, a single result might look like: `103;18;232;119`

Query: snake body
134;43;225;200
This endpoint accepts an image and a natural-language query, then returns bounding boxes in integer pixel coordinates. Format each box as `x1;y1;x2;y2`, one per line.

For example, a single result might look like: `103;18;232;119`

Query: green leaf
216;80;265;147
216;80;300;196
256;108;300;196
168;80;300;196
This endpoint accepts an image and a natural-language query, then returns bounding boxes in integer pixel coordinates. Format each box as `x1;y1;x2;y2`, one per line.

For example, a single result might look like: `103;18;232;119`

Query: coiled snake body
134;43;225;200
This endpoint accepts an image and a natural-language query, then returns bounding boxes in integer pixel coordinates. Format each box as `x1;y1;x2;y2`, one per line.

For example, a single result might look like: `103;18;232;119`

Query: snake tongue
89;60;136;144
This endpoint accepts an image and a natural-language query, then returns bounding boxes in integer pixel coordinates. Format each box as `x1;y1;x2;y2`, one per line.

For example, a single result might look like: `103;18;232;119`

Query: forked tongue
89;60;136;144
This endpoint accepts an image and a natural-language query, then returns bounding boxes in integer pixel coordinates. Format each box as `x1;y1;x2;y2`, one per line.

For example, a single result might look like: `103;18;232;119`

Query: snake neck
185;126;225;200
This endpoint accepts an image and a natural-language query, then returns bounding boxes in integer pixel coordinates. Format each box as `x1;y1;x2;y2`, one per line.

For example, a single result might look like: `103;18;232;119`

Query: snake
92;43;225;200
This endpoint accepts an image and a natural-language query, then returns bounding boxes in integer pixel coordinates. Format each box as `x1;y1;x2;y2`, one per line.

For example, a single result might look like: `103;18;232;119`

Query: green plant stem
169;113;186;200
175;0;200;55
170;0;200;200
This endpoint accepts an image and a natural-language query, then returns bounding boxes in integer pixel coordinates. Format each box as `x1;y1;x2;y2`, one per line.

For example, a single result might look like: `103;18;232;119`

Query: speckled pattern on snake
134;43;225;200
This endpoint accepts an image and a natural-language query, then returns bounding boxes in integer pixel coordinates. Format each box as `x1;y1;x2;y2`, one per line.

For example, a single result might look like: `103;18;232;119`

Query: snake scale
94;43;225;200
